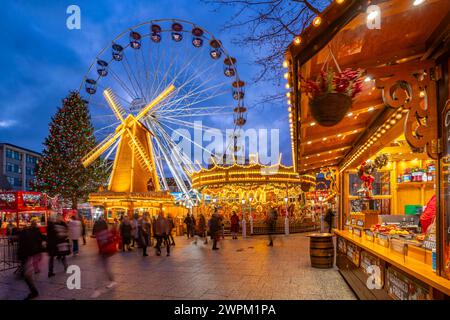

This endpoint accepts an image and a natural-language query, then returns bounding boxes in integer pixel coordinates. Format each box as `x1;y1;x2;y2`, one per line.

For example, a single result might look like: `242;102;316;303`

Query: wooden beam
300;124;366;146
303;145;352;159
300;100;384;125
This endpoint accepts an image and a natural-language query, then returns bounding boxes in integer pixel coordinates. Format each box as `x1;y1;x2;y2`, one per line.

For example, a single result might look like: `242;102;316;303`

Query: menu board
386;267;430;300
346;242;361;267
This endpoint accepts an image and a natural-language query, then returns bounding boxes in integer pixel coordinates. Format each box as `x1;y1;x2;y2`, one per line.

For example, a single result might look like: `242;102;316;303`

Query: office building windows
5;148;22;160
6;162;22;174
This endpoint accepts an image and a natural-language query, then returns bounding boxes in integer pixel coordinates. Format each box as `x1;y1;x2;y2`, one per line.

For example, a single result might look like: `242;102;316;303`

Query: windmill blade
103;88;127;122
125;128;154;173
82;128;125;167
135;84;175;122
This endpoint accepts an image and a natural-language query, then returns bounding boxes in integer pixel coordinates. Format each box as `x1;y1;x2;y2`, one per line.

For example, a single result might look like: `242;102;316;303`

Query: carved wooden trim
368;61;439;159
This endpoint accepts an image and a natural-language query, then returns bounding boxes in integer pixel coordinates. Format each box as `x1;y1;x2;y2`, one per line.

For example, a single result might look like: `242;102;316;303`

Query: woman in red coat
230;211;240;240
420;195;436;234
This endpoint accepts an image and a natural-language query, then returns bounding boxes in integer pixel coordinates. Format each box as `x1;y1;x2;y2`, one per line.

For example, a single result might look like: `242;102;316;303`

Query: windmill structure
82;85;176;217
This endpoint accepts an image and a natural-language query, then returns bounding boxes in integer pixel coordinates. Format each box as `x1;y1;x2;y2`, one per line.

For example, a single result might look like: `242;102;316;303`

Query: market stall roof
286;0;450;173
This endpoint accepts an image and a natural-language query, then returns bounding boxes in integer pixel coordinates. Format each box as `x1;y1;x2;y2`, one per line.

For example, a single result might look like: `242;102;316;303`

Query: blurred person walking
230;211;239;240
208;210;220;250
266;207;278;247
324;208;335;234
81;216;87;245
184;213;193;239
131;214;139;248
92;222;118;298
119;216;133;251
198;213;207;244
167;213;176;246
154;211;170;256
17;220;44;300
47;214;70;277
68;215;82;256
138;217;150;257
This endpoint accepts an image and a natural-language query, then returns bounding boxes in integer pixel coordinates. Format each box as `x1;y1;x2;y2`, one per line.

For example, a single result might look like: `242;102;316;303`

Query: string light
294;37;302;45
312;16;322;27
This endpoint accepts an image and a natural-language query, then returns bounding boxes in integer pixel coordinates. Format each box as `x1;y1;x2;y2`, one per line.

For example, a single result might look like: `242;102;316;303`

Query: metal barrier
0;236;20;273
249;220;320;235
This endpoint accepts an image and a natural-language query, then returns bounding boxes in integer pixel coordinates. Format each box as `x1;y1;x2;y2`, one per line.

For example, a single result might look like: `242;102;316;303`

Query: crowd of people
11;206;290;300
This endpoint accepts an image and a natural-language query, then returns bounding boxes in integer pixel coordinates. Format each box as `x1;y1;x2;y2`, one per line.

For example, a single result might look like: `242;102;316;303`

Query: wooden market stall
286;0;450;299
0;191;49;235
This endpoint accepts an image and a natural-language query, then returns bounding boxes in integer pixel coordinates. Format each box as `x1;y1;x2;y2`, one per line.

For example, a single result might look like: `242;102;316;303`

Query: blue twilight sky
0;0;292;165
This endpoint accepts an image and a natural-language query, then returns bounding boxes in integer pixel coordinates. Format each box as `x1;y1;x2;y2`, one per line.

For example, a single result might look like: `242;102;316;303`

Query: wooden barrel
309;233;334;269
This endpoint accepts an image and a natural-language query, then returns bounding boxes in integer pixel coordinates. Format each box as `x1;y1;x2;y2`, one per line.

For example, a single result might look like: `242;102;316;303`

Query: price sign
377;233;389;247
423;240;436;250
346;242;361;267
357;219;364;227
337;237;347;254
353;228;362;237
387;267;430;300
365;230;374;242
351;218;356;225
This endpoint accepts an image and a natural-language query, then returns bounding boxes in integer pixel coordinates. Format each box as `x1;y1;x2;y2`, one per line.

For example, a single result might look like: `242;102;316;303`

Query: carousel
191;155;318;234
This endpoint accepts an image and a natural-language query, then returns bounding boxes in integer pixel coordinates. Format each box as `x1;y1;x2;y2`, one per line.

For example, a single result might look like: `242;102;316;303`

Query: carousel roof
191;155;315;189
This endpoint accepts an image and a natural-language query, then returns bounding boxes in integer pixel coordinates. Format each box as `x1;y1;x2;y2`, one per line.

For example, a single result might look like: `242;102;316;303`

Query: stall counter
334;229;450;297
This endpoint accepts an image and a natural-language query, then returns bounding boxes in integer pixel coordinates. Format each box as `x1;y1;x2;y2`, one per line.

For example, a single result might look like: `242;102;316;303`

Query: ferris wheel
80;19;247;205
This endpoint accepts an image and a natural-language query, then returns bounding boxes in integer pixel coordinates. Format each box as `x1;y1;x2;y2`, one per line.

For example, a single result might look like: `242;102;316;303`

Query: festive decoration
32;92;109;209
302;67;363;126
357;154;389;198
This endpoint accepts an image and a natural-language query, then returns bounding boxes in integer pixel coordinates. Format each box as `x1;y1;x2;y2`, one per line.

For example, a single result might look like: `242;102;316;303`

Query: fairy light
413;0;425;6
347;112;353;117
336;0;345;3
286;92;291;98
294;37;302;45
285;83;290;89
284;72;289;79
312;16;322;27
310;122;316;126
283;60;289;68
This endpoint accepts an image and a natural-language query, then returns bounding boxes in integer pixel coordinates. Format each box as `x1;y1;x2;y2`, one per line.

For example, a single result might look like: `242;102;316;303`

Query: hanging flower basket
309;92;352;127
301;47;363;127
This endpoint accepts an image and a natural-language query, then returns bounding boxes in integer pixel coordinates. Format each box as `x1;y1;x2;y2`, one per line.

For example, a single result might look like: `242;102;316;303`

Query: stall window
349;171;390;196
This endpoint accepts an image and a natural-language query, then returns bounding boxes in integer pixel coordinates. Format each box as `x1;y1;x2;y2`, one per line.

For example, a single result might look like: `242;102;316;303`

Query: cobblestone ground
0;233;355;300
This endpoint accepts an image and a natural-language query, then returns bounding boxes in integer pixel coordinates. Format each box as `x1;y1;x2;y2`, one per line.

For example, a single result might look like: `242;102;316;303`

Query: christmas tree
33;92;109;209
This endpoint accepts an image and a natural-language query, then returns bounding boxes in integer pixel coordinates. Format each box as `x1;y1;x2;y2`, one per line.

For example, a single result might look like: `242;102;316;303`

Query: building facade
0;143;41;191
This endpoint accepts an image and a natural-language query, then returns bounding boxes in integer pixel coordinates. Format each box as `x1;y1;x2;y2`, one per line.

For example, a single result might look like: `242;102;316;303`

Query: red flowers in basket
302;68;363;99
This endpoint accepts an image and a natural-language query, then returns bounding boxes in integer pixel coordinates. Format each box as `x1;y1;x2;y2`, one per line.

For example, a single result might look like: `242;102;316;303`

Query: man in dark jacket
47;215;69;277
208;211;220;250
184;214;192;239
324;208;335;234
17;221;44;299
119;216;133;251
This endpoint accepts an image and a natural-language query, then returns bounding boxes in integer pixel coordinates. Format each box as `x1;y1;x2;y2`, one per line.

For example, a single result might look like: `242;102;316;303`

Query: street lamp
249;197;253;235
284;197;289;235
241;199;246;238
